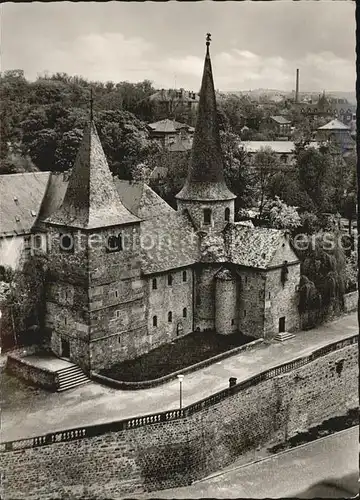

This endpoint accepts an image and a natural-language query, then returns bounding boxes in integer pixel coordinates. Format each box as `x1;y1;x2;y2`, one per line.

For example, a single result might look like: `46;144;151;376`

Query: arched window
203;208;211;225
152;278;157;290
182;270;187;282
60;233;74;253
153;315;157;327
183;307;187;318
225;207;230;222
168;311;172;323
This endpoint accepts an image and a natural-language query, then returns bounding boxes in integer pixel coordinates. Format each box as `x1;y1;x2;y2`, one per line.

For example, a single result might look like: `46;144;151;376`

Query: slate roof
270;115;291;125
318;119;350;131
113;180;175;219
47;121;140;229
0;172;50;236
226;224;289;269
140;211;199;275
0;172;173;236
176;42;235;202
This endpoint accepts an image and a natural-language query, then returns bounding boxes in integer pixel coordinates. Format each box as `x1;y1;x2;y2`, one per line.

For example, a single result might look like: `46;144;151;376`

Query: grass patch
100;330;254;382
268;408;359;454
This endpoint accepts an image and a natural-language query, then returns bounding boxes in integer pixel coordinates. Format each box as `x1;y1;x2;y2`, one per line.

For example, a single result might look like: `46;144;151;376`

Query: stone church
4;40;301;373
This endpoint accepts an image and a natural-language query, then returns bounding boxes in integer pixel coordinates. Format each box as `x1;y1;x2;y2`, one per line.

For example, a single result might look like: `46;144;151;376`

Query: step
58;374;88;384
274;332;295;342
58;380;89;392
57;366;81;375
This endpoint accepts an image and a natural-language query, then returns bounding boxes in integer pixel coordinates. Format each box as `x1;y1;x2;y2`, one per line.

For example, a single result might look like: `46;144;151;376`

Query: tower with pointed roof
44;110;146;373
176;34;236;232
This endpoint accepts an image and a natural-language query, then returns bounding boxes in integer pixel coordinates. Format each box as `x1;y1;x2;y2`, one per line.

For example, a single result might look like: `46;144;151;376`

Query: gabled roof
148;119;194;134
0;172;50;236
140;212;199;275
318;119;350;131
226;224;290;269
46;121;140;229
270;115;291;125
176;40;235;202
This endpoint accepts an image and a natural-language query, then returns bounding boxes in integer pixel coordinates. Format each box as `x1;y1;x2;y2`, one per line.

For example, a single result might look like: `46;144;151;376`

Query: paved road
126;427;359;499
1;312;358;441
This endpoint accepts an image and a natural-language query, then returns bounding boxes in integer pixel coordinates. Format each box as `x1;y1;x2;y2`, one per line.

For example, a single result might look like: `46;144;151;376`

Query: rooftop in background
270;115;291;125
147;119;194;134
318;119;351;131
240;141;319;154
149;88;199;103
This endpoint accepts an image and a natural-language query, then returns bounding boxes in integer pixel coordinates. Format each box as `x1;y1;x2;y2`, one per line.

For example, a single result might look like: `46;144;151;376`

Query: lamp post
177;374;184;409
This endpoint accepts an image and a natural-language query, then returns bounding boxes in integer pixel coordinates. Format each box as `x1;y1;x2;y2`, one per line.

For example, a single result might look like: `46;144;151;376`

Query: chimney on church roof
46;98;140;229
176;34;235;202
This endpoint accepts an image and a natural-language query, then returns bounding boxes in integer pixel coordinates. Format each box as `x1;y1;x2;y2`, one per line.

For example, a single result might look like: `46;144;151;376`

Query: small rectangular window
153;315;157;327
116;310;121;319
244;310;246;318
203;208;211;225
268;292;271;299
183;307;187;318
152;278;157;290
168;274;173;286
168;311;172;323
231;319;235;325
64;317;67;326
182;270;187;282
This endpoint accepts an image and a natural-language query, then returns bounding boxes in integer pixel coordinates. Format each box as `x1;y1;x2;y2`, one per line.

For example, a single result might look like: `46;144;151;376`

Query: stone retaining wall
344;290;358;313
6;350;58;392
1;335;358;500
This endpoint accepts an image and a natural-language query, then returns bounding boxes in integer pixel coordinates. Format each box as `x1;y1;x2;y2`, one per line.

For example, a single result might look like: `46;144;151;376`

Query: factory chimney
295;68;299;103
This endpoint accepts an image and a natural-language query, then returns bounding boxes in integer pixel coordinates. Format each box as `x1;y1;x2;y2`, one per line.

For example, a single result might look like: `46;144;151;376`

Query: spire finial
90;88;94;122
206;33;211;47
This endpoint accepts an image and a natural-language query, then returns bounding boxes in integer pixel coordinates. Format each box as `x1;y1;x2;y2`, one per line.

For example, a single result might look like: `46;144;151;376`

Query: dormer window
203;208;211;225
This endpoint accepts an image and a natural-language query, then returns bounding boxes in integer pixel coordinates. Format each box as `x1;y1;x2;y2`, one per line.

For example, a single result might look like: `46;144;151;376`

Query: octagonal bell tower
176;34;236;232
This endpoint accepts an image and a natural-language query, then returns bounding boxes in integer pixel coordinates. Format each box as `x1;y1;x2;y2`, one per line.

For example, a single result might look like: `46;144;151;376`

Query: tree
4;254;49;346
261;196;301;230
296;147;333;212
54;128;84;172
341;193;357;236
251;147;281;217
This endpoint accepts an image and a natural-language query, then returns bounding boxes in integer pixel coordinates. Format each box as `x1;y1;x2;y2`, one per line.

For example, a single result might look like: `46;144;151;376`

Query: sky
0;2;356;92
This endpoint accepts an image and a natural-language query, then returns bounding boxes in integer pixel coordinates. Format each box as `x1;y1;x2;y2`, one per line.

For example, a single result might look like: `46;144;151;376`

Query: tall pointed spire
47;113;140;229
176;34;235;201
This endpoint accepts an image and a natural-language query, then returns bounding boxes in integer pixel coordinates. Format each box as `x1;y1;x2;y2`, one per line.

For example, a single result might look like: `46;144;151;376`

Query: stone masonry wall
264;263;301;337
147;267;193;349
178;199;235;232
344;290;358;313
237;268;266;338
2;339;357;500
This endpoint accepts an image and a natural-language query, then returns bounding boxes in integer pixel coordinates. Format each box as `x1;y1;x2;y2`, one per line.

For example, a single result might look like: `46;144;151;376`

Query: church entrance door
61;338;70;359
279;317;286;333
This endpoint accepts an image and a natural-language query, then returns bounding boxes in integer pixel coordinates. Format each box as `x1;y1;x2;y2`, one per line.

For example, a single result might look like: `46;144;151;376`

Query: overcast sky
1;2;356;92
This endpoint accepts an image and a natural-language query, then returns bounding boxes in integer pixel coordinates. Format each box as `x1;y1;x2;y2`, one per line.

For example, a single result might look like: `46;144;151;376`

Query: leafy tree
4;254;49;346
261;196;301;230
251;147;281;217
54;128;84;172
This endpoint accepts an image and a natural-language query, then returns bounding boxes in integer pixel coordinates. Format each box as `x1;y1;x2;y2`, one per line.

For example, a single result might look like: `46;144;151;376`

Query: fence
1;334;357;453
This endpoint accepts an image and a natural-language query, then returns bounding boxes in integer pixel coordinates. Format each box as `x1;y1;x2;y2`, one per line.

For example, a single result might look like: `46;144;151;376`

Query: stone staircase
56;364;90;392
274;331;296;342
